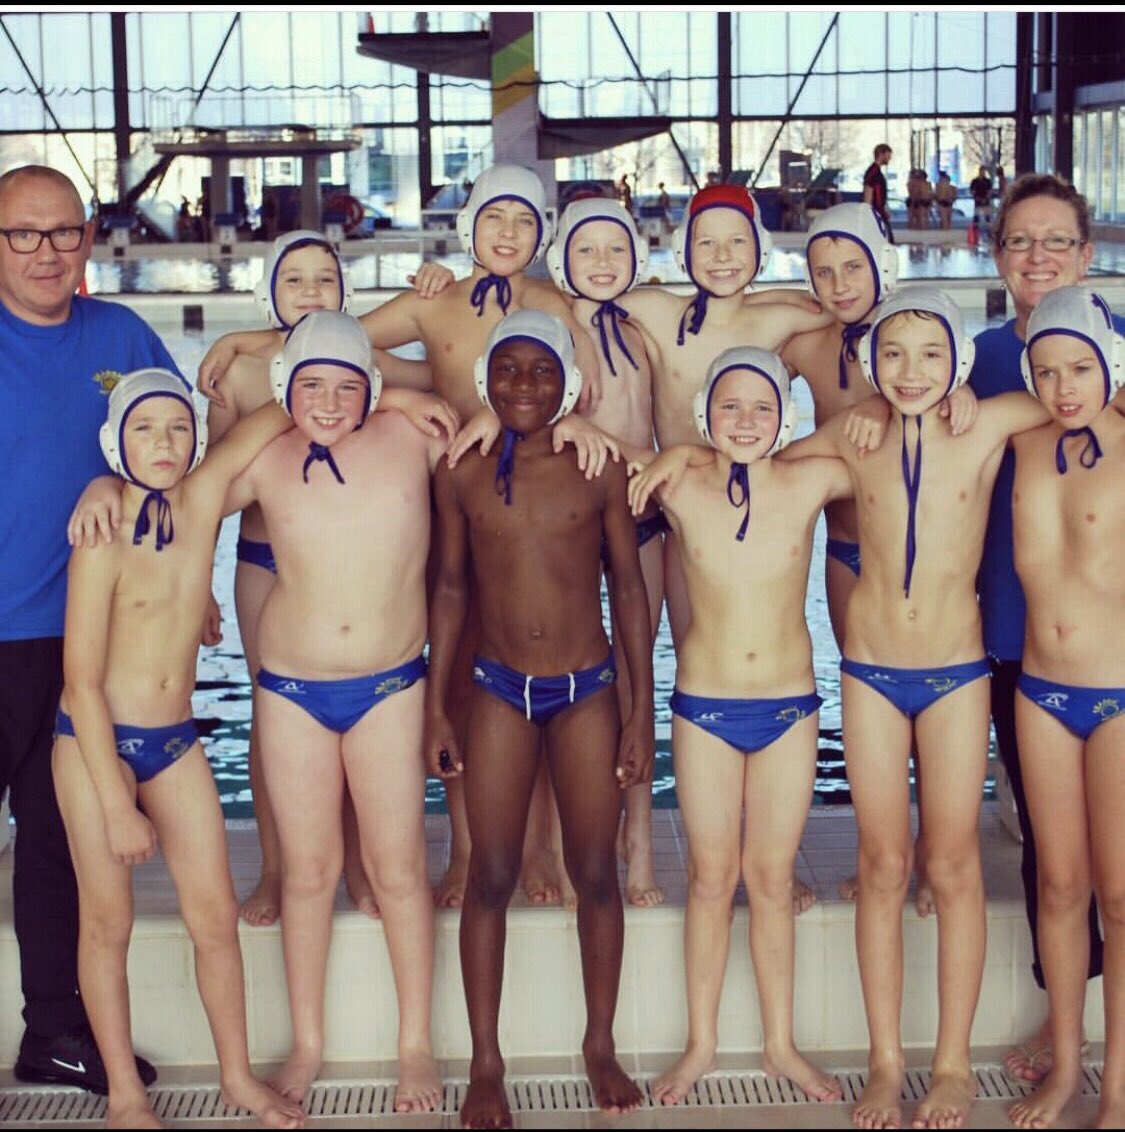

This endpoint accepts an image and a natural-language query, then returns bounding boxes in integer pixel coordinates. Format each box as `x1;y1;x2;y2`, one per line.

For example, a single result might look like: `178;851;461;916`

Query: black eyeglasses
998;235;1083;253
0;226;86;254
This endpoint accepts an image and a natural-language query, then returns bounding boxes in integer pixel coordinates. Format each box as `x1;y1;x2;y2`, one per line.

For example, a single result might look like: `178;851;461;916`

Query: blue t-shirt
0;296;180;640
971;312;1125;661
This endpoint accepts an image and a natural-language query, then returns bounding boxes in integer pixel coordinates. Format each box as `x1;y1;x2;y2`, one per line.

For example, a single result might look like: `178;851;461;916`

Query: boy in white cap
627;346;850;1108
782;287;1049;1129
198;166;607;910
546;195;664;908
219;310;451;1112
1007;288;1125;1131
209;229;441;928
52;370;304;1130
424;310;654;1130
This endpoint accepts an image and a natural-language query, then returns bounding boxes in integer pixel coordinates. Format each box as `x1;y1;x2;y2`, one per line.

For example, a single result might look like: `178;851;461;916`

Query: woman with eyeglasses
969;173;1125;1090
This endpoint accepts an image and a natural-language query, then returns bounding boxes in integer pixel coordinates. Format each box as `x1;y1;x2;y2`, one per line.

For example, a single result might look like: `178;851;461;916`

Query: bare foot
621;823;664;908
1094;1092;1125;1129
105;1097;163;1129
269;1048;321;1105
343;857;380;920
838;873;860;902
520;846;561;906
394;1048;443;1114
911;1069;975;1129
853;1063;903;1129
763;1042;842;1102
913;858;936;919
652;1042;717;1105
793;876;818;916
221;1075;306;1129
1009;1064;1081;1129
460;1070;511;1129
240;872;282;927
1003;1021;1089;1085
584;1048;642;1114
434;853;468;909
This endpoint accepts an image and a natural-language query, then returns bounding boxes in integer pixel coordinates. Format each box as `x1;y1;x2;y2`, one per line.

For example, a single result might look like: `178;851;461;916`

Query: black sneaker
14;1024;157;1095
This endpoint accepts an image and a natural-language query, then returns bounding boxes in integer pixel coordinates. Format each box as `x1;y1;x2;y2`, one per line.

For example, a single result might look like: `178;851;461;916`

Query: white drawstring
568;672;576;704
523;675;532;721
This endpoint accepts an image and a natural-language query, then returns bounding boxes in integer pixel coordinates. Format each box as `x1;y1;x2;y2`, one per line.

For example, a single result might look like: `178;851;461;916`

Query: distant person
862;144;894;243
934;171;957;231
617;173;633;215
176;197;194;243
657;181;672;234
260;190;280;242
996;165;1008;200
971;166;994;233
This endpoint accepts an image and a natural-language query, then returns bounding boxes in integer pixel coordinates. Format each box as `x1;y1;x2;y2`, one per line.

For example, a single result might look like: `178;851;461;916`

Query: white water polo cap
1021;286;1125;403
269;310;382;421
805;202;898;308
858;286;975;398
100;368;208;483
546;196;649;297
693;346;797;456
473;308;582;426
99;368;208;551
456;164;552;266
253;230;352;329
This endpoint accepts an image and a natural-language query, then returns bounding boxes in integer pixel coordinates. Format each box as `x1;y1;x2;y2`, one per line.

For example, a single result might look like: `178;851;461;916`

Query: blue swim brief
601;511;669;571
257;654;427;734
55;709;198;784
669;689;822;754
472;654;617;725
841;657;991;721
1017;673;1125;741
825;538;861;578
236;536;277;575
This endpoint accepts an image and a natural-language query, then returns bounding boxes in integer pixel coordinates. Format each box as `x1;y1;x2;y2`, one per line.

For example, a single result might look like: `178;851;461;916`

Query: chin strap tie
495;428;523;505
133;490;174;551
1055;426;1103;474
839;322;871;390
470;273;512;318
726;462;751;542
676;291;710;345
901;416;923;598
303;442;346;485
590;300;639;376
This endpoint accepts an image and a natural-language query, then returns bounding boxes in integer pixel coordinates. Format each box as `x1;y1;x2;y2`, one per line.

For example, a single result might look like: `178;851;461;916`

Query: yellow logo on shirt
94;370;123;395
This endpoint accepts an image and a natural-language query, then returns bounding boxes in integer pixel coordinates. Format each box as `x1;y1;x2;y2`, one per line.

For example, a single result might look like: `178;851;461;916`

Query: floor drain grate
0;1064;1104;1124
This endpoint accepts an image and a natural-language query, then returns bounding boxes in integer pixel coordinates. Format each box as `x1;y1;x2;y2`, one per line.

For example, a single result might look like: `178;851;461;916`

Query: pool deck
0;801;1110;1127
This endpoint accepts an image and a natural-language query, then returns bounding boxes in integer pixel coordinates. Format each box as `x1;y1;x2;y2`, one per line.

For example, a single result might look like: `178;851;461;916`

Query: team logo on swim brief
374;675;410;696
277;680;306;695
1038;691;1069;711
597;667;616;685
472;666;490;684
93;370;123;395
116;738;146;756
924;677;958;693
163;736;190;758
1094;698;1121;721
696;711;725;722
776;706;807;723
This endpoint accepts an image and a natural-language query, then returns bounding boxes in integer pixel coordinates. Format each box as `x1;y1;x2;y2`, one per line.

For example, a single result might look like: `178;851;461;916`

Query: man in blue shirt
0;164;177;1094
